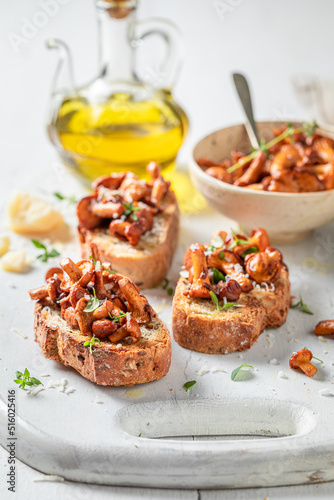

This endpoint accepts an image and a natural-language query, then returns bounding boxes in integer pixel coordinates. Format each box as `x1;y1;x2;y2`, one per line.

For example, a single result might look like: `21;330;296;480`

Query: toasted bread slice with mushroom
172;268;290;354
78;190;179;290
172;228;290;354
34;300;171;386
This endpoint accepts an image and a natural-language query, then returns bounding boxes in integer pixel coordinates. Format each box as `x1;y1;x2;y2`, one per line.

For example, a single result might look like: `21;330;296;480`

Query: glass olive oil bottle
47;0;188;184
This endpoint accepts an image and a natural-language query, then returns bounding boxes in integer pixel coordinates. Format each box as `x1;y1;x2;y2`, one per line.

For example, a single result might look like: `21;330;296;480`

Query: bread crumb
318;336;327;343
39;373;50;377
278;371;288;379
65;387;75;395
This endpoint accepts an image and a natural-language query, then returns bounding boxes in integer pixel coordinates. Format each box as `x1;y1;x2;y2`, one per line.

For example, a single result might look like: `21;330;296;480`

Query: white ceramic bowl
189;121;334;243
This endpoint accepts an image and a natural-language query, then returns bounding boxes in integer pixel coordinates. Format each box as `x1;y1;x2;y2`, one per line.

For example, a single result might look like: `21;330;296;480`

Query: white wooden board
1;175;334;489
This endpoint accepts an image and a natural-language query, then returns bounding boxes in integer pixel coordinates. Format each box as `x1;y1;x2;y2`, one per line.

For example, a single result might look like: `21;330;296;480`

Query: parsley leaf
212;268;225;284
162;278;174;296
14;368;43;391
241;247;259;258
83;287;100;313
32;239;60;263
290;295;313;315
83;335;101;354
231;363;253;381
208;291;237;315
210;290;219;307
108;311;128;323
184;380;196;392
228;230;250;250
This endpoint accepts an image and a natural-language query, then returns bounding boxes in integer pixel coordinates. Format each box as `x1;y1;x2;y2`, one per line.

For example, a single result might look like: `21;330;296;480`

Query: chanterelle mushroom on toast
77;162;179;289
29;252;171;386
172;228;290;354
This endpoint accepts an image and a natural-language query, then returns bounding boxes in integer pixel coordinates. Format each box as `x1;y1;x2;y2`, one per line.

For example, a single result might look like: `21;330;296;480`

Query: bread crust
34;301;172;386
172;268;290;354
78;191;179;289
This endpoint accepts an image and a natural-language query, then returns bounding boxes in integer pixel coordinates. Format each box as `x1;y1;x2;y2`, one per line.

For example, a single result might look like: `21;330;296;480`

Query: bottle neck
97;1;137;82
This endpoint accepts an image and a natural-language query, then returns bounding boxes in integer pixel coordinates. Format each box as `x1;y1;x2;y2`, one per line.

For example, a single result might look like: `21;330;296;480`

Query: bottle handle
132;17;184;90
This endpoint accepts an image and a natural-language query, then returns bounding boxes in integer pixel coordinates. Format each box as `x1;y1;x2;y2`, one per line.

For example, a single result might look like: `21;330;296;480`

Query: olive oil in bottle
53;91;188;183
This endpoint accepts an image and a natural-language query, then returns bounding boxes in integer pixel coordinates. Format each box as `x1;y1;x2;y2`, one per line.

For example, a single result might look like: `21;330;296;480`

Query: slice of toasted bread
172;268;290;354
78;191;179;289
34;301;171;386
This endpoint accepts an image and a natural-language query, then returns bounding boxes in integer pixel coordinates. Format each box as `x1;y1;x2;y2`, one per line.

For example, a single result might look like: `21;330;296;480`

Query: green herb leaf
108;311;128;323
14;368;43;391
162;278;169;289
302;120;318;137
54;192;76;203
30;377;42;385
84;335;101;354
227;122;318;174
210;290;219;307
184;380;197;392
104;269;116;274
241;247;259;258
290;295;314;315
162;278;174;296
48;249;60;258
179;270;189;279
88;255;97;265
228;230;250;250
219;250;225;260
123;202;141;219
231;363;253;381
32;240;60;263
83;288;100;313
212;268;225;284
32;239;46;250
222;302;238;309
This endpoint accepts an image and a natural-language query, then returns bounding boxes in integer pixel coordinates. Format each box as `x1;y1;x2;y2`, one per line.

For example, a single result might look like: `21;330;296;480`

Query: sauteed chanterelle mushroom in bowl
189;121;334;243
